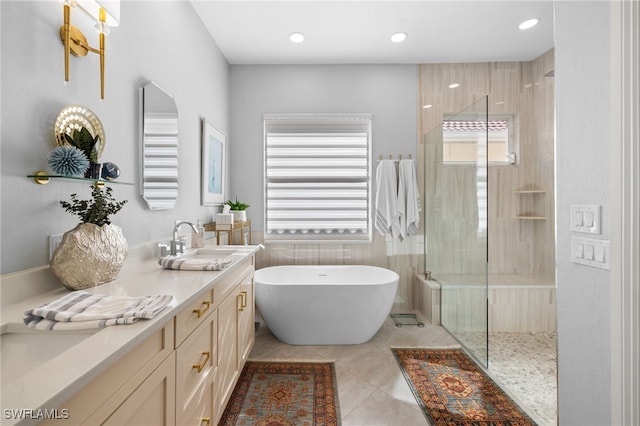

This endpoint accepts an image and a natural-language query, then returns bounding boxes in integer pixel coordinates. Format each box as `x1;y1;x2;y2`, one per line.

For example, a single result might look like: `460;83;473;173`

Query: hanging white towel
398;158;421;239
24;291;173;331
375;159;400;237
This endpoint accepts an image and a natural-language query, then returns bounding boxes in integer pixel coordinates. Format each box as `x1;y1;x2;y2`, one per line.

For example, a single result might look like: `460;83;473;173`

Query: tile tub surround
250;312;547;426
0;244;261;425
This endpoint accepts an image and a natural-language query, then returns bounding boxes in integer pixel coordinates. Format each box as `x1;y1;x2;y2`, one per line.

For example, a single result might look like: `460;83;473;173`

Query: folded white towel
398;159;421;239
375;159;400;237
24;291;173;331
158;256;232;271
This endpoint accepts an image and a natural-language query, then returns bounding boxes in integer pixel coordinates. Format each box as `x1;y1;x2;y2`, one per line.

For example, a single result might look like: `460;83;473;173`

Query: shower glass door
423;97;489;367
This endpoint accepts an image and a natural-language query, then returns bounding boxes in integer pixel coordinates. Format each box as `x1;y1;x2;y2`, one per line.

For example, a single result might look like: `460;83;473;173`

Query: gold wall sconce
60;0;120;99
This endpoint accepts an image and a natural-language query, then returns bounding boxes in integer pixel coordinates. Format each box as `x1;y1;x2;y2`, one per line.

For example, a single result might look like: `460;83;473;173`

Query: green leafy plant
63;127;100;163
224;197;250;210
60;185;127;226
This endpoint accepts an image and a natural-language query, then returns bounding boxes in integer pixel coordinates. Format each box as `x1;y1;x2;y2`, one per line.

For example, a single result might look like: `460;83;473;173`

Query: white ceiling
190;0;555;65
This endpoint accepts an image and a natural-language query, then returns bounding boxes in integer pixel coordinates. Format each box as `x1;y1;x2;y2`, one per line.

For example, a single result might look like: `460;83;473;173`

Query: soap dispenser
191;220;205;248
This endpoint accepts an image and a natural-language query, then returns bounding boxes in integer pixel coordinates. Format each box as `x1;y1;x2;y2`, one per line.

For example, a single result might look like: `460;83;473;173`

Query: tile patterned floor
249;312;557;426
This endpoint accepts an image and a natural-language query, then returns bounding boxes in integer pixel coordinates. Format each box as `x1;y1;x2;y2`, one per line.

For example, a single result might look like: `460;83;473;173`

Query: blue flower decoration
47;146;90;176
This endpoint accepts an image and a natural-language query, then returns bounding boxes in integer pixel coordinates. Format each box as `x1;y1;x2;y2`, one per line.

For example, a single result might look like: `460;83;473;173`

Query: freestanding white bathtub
254;265;399;345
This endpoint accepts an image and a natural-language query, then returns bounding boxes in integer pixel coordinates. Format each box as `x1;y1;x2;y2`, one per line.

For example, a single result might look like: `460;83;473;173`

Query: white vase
50;223;128;291
232;210;247;223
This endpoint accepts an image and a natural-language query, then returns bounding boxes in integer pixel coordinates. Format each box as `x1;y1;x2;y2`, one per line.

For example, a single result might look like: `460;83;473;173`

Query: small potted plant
50;185;128;291
63;127;102;178
224;197;250;223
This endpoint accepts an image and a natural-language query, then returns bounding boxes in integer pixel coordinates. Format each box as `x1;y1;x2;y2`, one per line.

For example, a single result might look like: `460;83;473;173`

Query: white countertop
0;245;261;426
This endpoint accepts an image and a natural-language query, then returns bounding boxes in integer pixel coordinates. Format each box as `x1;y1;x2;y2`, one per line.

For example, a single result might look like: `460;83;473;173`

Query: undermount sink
159;248;246;270
0;322;97;384
181;248;239;260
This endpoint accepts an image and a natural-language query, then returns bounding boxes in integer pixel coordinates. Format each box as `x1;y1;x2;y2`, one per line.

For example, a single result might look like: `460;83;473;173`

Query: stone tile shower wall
418;49;555;280
415;50;556;333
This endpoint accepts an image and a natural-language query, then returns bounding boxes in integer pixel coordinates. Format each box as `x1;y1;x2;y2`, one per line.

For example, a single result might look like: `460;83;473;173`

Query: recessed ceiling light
518;18;540;30
390;32;407;43
448;83;460;89
289;32;305;43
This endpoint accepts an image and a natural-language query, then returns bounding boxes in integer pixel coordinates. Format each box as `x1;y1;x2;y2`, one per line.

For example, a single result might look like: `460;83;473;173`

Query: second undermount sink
159;247;246;270
0;322;97;384
181;248;239;260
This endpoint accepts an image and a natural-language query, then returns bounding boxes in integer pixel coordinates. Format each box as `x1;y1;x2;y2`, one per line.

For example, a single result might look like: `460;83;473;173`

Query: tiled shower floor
488;331;557;425
456;330;557;425
249;312;557;425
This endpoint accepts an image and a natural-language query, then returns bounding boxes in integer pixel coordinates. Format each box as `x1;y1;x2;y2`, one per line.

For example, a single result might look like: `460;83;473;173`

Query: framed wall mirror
139;81;179;210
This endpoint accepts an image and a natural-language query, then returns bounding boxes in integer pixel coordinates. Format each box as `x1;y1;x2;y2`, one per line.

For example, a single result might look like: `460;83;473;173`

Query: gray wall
228;64;418;228
556;1;614;423
0;1;229;273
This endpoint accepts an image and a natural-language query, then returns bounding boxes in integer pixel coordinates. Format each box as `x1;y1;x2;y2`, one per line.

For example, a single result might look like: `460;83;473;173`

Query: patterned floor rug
219;361;341;426
392;348;537;425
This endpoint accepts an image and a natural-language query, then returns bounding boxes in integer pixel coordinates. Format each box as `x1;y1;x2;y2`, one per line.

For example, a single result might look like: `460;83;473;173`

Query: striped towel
158;256;232;271
24;291;173;331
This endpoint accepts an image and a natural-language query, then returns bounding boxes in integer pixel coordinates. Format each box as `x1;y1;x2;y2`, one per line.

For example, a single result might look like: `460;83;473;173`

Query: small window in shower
442;114;518;165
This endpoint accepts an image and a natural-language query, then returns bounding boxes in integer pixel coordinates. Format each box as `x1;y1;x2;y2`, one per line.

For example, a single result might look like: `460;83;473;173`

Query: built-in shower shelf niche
514;188;547;220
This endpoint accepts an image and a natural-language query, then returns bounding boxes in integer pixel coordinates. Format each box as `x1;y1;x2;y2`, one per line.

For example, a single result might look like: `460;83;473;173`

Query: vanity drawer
175;289;215;346
178;376;215;426
176;309;217;421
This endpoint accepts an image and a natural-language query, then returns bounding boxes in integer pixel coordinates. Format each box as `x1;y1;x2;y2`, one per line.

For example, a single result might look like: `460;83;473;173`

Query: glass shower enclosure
423;97;489;367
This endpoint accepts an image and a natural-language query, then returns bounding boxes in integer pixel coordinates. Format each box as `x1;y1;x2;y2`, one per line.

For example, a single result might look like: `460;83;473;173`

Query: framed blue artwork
201;118;226;206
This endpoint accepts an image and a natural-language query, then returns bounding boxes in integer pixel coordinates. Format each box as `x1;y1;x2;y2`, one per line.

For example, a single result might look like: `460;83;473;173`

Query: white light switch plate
571;205;601;234
571;236;610;270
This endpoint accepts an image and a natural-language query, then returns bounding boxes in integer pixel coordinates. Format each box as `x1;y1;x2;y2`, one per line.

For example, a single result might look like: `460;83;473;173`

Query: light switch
573;243;584;259
584;211;594;227
571;205;601;234
571;236;610;270
584;244;594;260
574;211;584;226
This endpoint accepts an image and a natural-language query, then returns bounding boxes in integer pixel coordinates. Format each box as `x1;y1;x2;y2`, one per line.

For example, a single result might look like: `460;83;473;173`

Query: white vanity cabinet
39;254;255;426
101;352;176;426
174;289;217;426
237;269;255;371
41;321;176;426
214;260;255;425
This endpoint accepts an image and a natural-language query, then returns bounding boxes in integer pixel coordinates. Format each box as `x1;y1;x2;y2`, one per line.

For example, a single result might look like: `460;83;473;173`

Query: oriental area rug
392;348;537;426
219;361;341;426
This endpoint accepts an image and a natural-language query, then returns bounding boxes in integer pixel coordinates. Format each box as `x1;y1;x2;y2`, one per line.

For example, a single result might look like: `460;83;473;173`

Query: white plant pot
232;210;247;223
50;223;128;291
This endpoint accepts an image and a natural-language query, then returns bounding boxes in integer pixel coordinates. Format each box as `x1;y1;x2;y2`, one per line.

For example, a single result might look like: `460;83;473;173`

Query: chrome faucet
168;221;199;256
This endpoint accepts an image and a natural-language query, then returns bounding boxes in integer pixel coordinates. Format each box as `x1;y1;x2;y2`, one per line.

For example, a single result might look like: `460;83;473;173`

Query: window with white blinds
264;114;372;241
